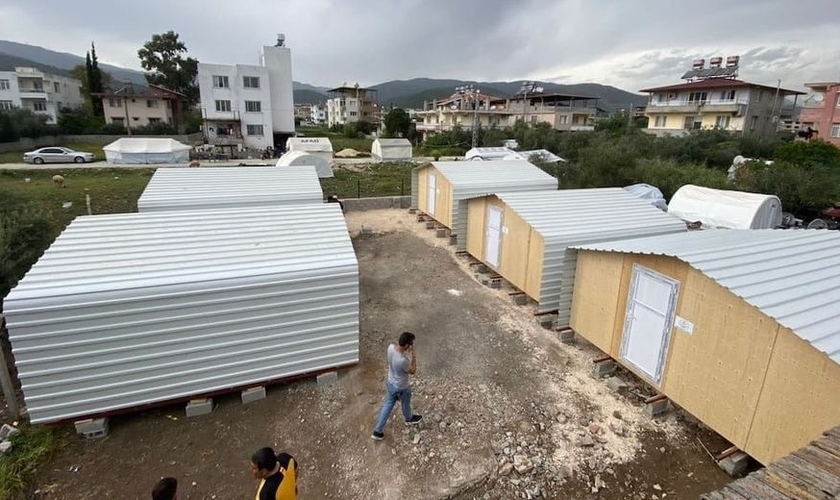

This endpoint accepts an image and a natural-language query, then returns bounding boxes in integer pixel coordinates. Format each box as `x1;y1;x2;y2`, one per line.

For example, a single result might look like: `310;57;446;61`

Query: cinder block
592;360;616;378
512;294;527;306
316;371;339;386
186;398;214;417
241;386;267;404
0;424;19;440
644;399;670;419
416;214;426;222
74;418;109;439
489;278;501;289
449;234;458;246
559;329;576;344
408;208;417;214
606;376;629;393
425;221;436;229
476;264;489;274
436;228;447;238
719;451;750;477
538;315;556;330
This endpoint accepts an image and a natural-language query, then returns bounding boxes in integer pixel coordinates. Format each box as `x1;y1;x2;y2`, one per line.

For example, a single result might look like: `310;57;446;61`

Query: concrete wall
342;196;410;211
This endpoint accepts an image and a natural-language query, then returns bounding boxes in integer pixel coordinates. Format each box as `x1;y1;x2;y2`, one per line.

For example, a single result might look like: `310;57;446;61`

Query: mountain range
0;40;647;112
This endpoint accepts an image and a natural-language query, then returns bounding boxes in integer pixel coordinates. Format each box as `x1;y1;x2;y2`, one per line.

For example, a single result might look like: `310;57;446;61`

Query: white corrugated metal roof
137;166;324;212
431;160;557;187
573;229;840;364
4;204;359;423
375;138;411;146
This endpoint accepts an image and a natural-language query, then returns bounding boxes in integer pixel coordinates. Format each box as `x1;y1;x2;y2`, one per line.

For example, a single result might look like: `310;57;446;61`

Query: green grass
0;140;111;164
321;162;415;199
297;127;374;153
0;168;154;236
0;425;56;500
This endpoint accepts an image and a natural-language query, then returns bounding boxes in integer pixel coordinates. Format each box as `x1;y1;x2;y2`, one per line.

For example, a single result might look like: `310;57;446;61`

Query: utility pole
472;88;481;148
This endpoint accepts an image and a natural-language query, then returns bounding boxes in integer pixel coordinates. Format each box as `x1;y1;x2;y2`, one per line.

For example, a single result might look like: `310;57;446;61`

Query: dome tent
276;151;333;178
667;184;782;229
103;138;190;164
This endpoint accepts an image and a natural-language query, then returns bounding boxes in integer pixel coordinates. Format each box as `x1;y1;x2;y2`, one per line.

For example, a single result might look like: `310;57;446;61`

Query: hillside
294;89;328;104
0;52;71;77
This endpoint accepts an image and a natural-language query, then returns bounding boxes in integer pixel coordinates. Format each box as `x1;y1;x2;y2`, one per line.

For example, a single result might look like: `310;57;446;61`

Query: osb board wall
746;328;840;464
569;251;625;353
660;267;779;451
415;166;453;228
499;203;536;294
466;197;487;259
417;166;429;215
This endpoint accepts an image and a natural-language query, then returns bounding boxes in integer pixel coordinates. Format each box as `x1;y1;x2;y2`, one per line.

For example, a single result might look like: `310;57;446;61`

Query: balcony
570;125;595;132
647;98;748;114
19;89;47;100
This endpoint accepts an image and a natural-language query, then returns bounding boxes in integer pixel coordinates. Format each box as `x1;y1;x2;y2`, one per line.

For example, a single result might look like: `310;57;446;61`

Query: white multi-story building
197;34;294;150
311;103;326;125
326;84;379;127
0;67;84;123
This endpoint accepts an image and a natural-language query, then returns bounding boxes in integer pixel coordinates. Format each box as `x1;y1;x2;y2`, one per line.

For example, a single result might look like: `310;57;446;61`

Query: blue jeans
373;381;413;434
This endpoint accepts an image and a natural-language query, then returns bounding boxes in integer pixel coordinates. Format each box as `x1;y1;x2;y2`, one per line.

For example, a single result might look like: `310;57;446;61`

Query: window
683;116;694;130
212;75;229;88
33;101;47;111
111;117;124;125
246;124;264;135
54;82;60;93
654;115;667;127
836;95;840;108
147;100;158;108
243;76;260;89
132;116;139;121
688;92;708;104
148;117;161;124
245;100;262;112
720;90;735;101
715;115;731;129
831;124;840;138
0;79;9;90
0;100;13;110
755;91;762;102
109;98;122;108
215;100;231;112
559;115;568;124
349;111;357;116
750;116;758;130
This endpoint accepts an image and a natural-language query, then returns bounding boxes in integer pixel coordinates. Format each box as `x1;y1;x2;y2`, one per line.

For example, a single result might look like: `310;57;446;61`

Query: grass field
0;141;110;164
321;163;414;199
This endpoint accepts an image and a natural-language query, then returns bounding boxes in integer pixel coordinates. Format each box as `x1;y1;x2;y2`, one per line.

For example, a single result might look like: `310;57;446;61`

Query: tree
138;31;199;106
383;108;411;138
89;42;105;116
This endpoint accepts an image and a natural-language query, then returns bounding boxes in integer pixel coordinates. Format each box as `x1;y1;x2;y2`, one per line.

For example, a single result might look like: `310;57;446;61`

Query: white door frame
485;204;503;268
427;172;436;216
619;264;680;385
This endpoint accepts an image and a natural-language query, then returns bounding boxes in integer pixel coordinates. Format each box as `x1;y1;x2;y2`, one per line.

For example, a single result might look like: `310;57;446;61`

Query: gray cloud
1;0;839;91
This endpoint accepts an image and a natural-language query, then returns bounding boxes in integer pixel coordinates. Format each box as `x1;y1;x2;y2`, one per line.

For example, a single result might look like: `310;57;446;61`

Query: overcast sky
1;0;839;92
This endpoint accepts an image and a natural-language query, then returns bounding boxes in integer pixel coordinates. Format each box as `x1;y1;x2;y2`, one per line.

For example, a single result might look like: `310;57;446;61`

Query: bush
733;161;840;214
774;140;840;169
57;107;105;134
132;122;179;135
0;194;56;308
633;159;729;200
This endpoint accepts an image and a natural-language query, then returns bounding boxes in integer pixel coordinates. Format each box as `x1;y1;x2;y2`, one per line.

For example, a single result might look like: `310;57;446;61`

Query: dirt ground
19;209;736;500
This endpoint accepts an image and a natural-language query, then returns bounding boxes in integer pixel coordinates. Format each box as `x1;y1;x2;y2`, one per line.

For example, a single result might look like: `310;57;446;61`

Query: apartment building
798;82;840;147
0;67;84;123
310;103;326;125
326;84;379;127
197;34;294;149
641;56;803;139
94;82;186;131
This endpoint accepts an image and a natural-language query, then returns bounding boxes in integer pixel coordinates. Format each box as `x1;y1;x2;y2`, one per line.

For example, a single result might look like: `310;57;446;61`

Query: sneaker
371;431;384;440
405;415;423;426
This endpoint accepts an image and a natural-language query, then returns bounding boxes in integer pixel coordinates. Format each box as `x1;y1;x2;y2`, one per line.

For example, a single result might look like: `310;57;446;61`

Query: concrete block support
644;399;670;418
512;294;527;306
0;424;19;440
0;440;11;454
719;451;750;477
449;234;458;246
186;398;214;417
316;371;339;386
426;221;436;230
538;315;557;330
74;418;109;439
558;329;576;344
241;386;267;404
592;359;617;378
408;208;417;214
436;228;447;238
606;376;629;393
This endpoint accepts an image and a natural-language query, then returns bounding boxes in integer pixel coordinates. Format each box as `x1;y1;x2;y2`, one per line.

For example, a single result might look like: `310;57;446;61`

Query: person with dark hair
151;477;178;500
371;331;423;440
326;193;345;213
250;447;298;500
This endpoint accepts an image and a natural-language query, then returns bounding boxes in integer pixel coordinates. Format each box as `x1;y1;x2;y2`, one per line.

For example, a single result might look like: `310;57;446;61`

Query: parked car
23;147;95;164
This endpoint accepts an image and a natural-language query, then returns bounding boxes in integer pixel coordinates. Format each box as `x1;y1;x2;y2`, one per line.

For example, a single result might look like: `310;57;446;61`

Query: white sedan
23;147;95;164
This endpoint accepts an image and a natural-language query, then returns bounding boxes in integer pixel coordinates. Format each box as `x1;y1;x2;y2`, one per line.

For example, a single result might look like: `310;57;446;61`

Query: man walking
372;331;423;440
250;447;298;500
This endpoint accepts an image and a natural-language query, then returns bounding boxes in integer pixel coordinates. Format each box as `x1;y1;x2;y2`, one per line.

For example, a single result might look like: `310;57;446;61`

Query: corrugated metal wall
137;166;324;212
3;204;358;424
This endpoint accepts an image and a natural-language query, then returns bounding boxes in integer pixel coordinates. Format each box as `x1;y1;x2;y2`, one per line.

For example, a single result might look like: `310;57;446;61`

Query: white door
427;173;436;216
485;205;503;268
619;265;679;385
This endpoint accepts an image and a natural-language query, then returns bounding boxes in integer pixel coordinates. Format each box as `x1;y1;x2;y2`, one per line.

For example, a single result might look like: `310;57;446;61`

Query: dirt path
30;209;733;500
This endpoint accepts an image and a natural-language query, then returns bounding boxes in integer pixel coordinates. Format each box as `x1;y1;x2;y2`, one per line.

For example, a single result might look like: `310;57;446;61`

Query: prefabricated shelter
569;229;840;465
503;149;566;163
668;184;782;229
137;166;324;212
276;150;333;178
285;137;333;164
462;188;686;322
3;203;359;424
371;138;412;161
411;160;558;242
103;138;190;164
624;183;667;211
465;147;514;161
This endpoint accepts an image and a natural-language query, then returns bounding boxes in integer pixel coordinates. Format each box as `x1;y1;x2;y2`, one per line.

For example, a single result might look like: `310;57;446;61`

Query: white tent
465;147;514;161
276;151;333;178
624;183;668;211
372;138;412;161
668;184;783;229
285;137;333;165
503;149;566;163
103;138;190;164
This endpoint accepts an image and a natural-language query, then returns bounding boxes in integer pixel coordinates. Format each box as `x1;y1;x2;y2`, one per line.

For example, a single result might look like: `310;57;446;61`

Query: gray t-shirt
386;344;411;390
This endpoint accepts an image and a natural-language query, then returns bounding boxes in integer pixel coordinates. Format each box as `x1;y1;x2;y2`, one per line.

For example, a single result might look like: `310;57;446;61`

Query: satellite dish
807;218;828;230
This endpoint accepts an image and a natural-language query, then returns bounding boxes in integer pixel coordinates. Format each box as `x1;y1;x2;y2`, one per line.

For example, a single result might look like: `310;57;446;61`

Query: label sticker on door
675;316;694;335
502;226;508;235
